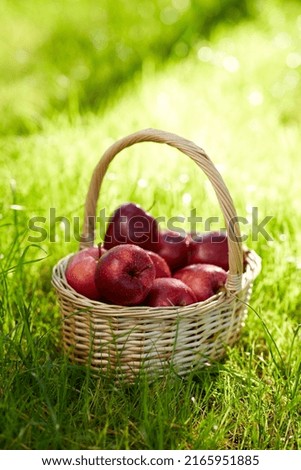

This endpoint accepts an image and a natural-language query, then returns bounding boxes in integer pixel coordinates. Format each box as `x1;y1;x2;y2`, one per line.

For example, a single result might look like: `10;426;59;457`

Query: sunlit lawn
0;0;301;450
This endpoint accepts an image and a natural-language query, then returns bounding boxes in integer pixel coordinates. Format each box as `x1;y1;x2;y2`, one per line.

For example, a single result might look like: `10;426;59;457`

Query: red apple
156;229;190;272
95;244;156;306
103;202;159;252
67;246;99;268
173;263;227;302
188;231;229;271
146;250;171;278
66;247;100;300
144;278;197;307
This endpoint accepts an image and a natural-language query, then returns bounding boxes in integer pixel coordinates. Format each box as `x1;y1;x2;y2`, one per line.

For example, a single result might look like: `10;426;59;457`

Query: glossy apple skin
95;244;156;306
144;278;197;307
103;202;159;252
188;231;229;271
173;263;227;302
146;250;171;278
66;247;101;300
156;230;190;272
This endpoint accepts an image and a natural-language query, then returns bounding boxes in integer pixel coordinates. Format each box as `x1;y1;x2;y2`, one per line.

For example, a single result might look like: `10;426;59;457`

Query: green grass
0;0;252;136
1;0;301;450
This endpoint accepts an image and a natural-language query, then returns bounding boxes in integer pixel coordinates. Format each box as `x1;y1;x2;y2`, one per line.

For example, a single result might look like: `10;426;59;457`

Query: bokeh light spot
248;90;263;106
222;55;240;73
286;52;301;68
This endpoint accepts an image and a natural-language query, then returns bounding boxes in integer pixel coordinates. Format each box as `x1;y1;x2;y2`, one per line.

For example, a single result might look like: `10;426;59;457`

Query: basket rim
52;248;261;317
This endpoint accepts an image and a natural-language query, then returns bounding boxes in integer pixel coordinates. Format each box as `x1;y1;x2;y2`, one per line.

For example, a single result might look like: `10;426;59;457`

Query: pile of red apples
66;203;230;307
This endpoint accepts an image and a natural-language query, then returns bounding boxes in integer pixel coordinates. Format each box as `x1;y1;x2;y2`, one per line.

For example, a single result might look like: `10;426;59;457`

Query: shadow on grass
1;0;253;136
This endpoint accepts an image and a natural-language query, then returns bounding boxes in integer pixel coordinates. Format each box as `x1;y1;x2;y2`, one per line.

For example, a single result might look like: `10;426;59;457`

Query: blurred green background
1;0;255;135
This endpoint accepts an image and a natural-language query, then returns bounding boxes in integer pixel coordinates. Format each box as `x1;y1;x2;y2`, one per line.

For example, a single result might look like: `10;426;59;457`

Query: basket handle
80;128;243;292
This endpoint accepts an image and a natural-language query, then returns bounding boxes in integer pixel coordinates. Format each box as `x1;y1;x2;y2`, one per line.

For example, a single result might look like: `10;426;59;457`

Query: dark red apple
66;247;100;300
103;202;159;252
156;229;190;272
146;250;171;278
173;263;227;302
188;231;229;271
95;244;156;306
144;278;197;307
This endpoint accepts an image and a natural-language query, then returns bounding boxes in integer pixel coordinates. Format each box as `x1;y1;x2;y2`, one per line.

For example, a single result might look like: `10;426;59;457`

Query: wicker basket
52;128;261;380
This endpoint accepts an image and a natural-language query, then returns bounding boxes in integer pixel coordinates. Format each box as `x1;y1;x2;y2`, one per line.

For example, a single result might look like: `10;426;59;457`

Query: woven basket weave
52;128;261;380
